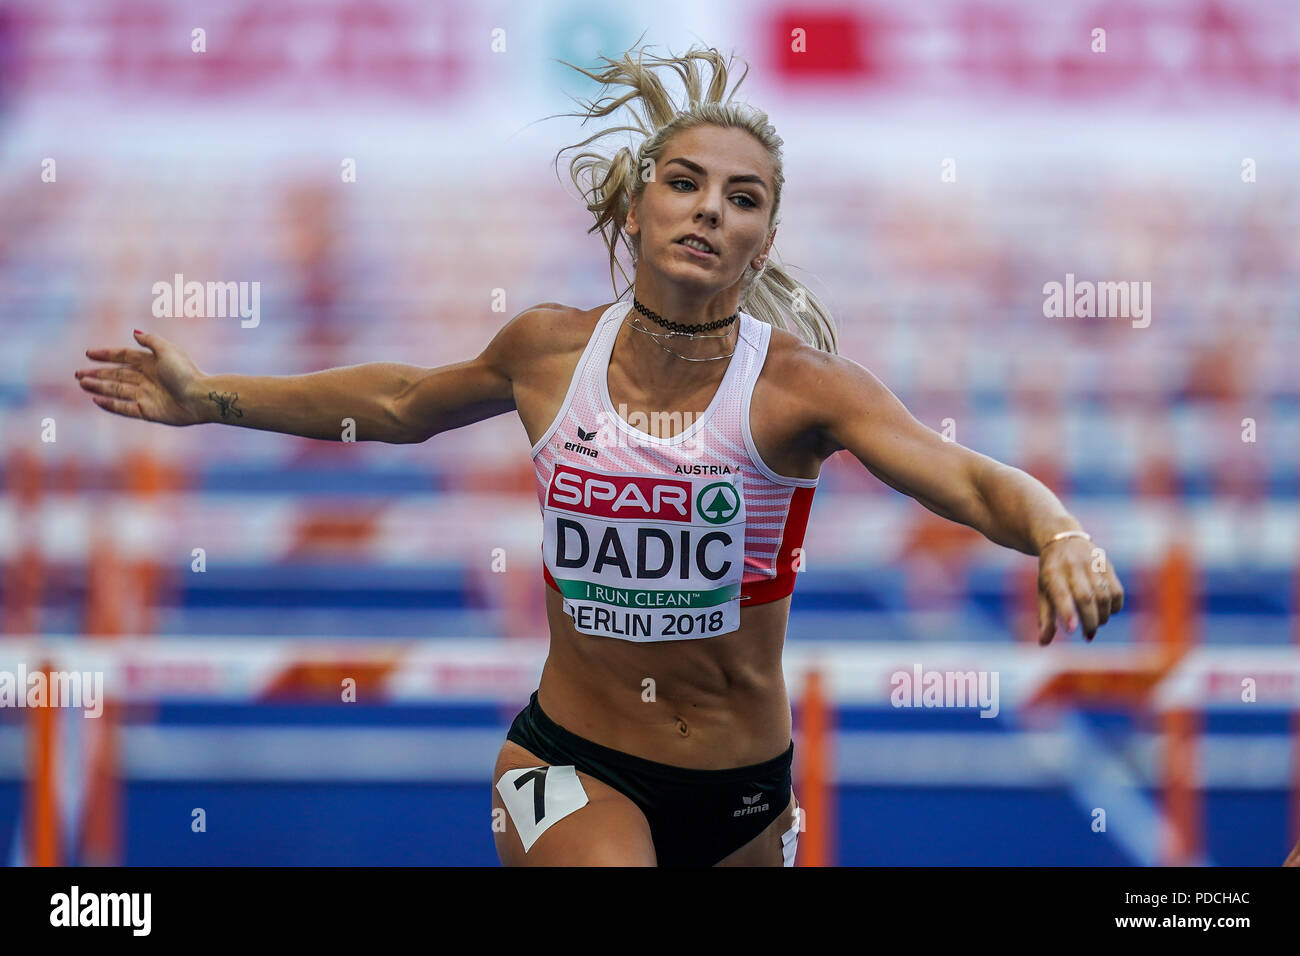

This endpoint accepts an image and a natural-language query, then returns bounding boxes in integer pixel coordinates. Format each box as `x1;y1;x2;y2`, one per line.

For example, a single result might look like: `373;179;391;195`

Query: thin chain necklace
627;298;739;362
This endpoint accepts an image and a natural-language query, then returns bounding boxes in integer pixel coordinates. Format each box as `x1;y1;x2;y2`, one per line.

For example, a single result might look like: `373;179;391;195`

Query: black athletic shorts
504;689;796;867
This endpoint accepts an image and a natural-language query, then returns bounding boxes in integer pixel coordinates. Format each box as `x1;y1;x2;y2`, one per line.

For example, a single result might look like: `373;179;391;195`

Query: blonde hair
549;41;839;355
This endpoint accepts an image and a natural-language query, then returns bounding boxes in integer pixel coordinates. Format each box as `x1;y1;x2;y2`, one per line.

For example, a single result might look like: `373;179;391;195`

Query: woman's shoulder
487;301;596;354
508;301;607;348
749;321;850;448
483;301;610;382
756;321;840;386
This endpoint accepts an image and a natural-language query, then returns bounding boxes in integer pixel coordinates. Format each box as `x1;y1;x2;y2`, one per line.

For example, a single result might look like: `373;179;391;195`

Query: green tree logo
697;482;740;524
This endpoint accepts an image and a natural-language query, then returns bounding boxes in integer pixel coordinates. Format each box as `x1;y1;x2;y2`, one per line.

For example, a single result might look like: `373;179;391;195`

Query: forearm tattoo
207;391;244;419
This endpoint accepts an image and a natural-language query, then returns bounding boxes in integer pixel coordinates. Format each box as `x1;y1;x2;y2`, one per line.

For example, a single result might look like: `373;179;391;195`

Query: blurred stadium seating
0;0;1296;865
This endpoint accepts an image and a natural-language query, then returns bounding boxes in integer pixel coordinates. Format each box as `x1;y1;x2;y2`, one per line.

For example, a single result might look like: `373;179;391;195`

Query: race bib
542;463;746;642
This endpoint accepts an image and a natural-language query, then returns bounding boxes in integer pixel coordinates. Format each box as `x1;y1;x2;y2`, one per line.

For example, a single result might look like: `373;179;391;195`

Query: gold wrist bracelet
1040;529;1090;553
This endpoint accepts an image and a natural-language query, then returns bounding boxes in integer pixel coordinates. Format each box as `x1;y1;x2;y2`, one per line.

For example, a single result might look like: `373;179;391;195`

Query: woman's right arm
77;309;546;443
189;358;512;442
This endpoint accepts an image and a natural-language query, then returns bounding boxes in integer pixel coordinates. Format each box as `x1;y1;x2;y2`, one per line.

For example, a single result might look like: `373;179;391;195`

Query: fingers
1037;546;1127;646
78;374;140;403
1106;567;1125;615
1089;548;1124;626
1068;565;1103;640
75;366;143;384
1037;589;1056;645
83;346;149;369
1085;569;1112;631
82;330;162;369
1081;564;1127;638
1040;577;1079;646
89;394;143;419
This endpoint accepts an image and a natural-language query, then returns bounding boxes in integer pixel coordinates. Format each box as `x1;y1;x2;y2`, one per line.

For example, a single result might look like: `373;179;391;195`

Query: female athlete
75;44;1125;866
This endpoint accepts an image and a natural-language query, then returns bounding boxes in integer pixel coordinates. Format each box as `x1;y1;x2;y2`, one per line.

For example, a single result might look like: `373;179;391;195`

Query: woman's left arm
802;350;1124;644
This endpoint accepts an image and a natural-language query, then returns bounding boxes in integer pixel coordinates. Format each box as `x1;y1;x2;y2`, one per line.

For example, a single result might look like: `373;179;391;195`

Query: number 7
514;767;550;824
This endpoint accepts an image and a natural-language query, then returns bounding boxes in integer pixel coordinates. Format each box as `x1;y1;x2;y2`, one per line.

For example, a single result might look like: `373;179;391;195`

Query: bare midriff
536;585;795;769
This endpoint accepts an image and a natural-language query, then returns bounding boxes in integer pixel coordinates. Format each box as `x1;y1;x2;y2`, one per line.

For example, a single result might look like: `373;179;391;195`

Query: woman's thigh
714;791;801;867
492;739;658;866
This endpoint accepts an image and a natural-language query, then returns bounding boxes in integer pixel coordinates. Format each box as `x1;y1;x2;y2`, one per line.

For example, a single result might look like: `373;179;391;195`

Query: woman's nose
695;201;720;224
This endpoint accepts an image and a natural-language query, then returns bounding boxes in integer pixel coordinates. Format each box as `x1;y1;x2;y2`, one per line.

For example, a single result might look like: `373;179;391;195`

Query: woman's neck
616;300;739;391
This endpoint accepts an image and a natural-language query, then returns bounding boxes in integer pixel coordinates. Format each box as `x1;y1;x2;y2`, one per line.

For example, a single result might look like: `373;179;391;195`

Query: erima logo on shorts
734;792;769;816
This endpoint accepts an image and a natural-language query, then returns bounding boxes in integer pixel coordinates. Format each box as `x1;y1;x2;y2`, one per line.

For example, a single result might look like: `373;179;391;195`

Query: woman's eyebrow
664;157;768;191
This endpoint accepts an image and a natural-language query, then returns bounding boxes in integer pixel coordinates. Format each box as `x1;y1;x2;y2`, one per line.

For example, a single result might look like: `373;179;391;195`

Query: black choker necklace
633;297;737;334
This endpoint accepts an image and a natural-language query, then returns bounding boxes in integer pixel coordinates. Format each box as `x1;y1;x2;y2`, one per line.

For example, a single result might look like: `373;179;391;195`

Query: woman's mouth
676;238;718;259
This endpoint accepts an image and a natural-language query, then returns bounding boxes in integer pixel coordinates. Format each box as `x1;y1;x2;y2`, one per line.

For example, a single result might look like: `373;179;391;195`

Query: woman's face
627;125;776;294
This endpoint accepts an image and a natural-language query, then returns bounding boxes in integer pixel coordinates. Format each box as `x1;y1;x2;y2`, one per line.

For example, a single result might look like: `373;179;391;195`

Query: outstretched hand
1037;536;1124;644
75;330;205;426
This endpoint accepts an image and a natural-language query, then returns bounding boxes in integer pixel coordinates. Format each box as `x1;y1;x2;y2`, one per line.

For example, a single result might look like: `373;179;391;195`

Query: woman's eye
670;179;757;208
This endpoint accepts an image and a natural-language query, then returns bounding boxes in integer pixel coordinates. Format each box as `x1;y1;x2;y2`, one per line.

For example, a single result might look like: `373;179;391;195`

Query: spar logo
547;465;693;521
696;482;740;524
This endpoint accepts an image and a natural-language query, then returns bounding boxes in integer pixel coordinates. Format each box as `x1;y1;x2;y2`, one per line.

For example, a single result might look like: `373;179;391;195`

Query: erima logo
734;792;770;817
562;424;600;460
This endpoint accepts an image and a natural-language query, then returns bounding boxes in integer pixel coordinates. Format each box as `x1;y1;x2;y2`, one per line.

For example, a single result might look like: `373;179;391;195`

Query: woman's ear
625;192;640;238
750;227;776;270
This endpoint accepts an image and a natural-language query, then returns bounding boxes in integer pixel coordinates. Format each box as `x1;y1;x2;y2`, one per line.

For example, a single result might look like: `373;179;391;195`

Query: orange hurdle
78;448;176;866
1153;544;1200;866
796;666;834;866
25;659;62;867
